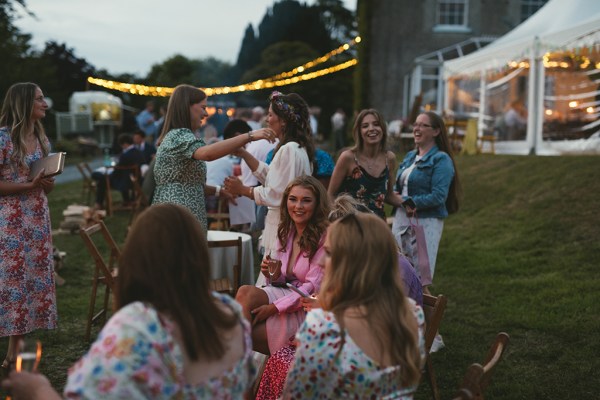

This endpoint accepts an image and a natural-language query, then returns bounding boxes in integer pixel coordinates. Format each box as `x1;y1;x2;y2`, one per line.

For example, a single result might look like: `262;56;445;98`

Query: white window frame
434;0;470;33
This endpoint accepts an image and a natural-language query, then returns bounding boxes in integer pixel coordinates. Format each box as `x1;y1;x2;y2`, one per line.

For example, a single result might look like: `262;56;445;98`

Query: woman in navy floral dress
0;83;57;372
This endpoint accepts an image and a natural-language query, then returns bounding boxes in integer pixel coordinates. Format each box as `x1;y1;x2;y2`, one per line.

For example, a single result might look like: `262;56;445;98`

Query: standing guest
282;213;425;398
331;107;346;151
391;111;460;287
0;82;57;373
91;133;145;210
2;204;256;398
136;100;157;143
328;108;400;220
152;84;275;230
247;106;265;131
235;176;329;356
224;91;315;256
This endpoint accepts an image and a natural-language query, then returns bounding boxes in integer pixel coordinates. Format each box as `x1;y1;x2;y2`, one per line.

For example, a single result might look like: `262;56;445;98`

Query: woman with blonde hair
3;204;255;398
235;175;329;356
0;82;56;373
152;84;275;230
282;213;425;398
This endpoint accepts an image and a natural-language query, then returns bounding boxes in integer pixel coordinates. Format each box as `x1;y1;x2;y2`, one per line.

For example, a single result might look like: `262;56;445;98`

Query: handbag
396;213;432;286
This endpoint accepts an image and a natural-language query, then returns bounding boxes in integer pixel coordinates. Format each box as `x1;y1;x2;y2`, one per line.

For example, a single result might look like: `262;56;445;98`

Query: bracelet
215;185;221;197
248;186;253;199
247;131;254;142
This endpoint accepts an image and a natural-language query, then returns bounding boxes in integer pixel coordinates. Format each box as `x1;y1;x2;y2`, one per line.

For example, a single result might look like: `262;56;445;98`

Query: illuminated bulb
586;107;594;114
545;109;553;116
569;101;578;108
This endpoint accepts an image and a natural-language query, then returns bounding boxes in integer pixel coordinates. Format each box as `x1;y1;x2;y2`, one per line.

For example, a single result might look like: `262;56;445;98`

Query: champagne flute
15;339;42;373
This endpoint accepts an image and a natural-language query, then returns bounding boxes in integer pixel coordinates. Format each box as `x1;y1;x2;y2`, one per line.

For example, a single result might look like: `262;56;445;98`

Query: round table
207;230;255;287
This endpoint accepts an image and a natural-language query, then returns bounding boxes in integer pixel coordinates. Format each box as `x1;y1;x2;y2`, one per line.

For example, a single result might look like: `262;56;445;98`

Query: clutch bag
28;152;66;180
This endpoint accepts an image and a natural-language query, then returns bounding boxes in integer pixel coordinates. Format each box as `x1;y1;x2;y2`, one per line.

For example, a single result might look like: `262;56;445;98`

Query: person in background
328;108;399;220
503;99;527;140
235;176;329;356
136;100;157;143
2;204;255;398
91;133;145;210
331;107;346;151
151;84;275;230
247;106;265;131
255;194;422;400
132;130;156;165
224;91;314;257
309;106;320;141
0;82;57;374
282;213;425;398
391;111;460;289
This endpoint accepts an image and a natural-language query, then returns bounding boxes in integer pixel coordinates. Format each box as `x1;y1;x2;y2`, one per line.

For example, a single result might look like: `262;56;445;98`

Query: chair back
456;332;510;400
208;197;231;231
76;162;96;205
105;165;141;216
420;293;448;400
207;236;242;296
79;221;120;289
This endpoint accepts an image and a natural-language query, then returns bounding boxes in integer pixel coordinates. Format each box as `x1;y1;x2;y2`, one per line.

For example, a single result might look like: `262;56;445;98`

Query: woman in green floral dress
152;84;275;229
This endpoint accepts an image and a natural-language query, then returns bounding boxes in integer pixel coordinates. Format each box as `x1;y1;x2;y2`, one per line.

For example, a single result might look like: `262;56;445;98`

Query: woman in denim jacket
391;111;460;287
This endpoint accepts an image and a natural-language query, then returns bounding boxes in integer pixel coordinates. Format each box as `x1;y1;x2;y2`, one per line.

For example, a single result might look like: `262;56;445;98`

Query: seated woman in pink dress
282;213;426;399
3;204;255;399
235;175;330;356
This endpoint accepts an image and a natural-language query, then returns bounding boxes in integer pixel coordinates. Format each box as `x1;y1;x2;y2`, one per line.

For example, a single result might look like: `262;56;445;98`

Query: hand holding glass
266;253;281;286
15;339;42;373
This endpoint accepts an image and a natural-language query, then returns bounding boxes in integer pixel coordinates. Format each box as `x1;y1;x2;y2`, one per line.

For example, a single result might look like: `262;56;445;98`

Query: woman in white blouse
224;91;314;256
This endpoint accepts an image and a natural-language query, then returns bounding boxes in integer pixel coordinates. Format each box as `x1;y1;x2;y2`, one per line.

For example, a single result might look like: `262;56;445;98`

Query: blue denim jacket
395;145;454;219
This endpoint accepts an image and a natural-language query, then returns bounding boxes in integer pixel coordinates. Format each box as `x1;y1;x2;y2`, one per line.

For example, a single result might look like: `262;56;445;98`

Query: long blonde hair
0;82;50;166
319;213;421;386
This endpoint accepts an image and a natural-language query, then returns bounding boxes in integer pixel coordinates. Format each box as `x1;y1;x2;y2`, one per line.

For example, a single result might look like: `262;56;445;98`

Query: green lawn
2;154;599;399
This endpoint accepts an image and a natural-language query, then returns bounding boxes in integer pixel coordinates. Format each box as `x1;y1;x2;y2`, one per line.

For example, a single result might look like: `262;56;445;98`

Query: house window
521;0;548;22
436;0;468;27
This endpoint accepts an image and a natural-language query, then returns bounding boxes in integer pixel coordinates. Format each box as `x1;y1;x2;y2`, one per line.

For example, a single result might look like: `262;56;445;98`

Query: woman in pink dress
235;175;329;356
0;82;57;373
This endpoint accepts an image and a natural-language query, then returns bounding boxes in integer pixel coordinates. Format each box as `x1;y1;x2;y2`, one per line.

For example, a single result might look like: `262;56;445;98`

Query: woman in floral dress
152;84;274;230
4;204;256;399
282;213;425;399
0;82;57;372
328;108;400;220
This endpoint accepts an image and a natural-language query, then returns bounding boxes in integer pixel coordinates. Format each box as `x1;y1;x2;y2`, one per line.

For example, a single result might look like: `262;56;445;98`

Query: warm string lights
88;36;361;97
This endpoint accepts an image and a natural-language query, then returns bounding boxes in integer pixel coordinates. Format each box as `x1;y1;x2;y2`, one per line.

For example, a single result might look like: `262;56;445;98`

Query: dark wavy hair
117;204;238;361
277;175;330;260
269;91;315;167
423;111;461;214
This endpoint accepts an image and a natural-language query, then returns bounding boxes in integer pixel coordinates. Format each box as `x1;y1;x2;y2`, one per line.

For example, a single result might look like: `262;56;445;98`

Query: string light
88;36;361;97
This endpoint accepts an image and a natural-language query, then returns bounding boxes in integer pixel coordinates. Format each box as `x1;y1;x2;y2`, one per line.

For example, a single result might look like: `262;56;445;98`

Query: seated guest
2;204;255;398
235;175;329;356
255;194;423;399
92;133;145;209
282;213;425;398
132;130;156;177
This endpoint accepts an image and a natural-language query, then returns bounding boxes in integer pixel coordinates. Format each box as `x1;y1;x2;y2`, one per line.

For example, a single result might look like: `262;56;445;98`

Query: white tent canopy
443;0;600;155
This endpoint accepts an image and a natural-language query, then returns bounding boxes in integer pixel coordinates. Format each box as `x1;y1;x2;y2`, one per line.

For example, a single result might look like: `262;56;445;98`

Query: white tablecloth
207;230;254;286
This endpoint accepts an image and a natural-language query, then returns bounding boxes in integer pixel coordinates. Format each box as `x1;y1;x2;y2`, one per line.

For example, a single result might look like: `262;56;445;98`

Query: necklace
363;154;378;171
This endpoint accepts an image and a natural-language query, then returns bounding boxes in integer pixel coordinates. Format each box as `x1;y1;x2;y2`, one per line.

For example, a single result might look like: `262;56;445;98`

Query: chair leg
85;277;99;342
425;357;441;400
101;284;111;326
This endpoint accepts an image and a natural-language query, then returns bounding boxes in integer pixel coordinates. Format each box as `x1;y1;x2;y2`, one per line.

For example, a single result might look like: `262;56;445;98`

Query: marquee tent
443;0;600;155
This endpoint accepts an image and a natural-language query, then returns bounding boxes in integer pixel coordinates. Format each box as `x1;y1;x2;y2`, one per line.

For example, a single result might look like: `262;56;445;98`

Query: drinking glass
15;339;42;373
266;252;281;286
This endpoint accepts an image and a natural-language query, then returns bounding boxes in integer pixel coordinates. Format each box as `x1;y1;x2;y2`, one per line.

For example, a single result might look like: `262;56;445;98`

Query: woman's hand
300;295;321;311
260;255;282;281
250;304;278;325
40;176;55;194
251;128;277;143
223;176;245;196
1;370;62;400
219;187;238;206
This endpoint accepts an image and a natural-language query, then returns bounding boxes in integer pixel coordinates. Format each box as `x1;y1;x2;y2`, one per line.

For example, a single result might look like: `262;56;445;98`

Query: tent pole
478;70;487;142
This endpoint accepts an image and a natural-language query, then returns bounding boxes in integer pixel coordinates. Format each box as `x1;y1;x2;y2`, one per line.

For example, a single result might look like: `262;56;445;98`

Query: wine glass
15;339;42;373
267;252;280;286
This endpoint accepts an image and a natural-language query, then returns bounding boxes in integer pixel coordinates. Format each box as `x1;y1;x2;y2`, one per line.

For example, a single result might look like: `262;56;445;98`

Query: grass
2;154;599;399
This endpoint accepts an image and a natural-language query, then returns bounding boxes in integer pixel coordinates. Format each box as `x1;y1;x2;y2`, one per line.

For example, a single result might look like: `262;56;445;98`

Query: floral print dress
64;293;255;399
152;128;208;229
282;300;426;399
0;127;57;337
337;154;389;219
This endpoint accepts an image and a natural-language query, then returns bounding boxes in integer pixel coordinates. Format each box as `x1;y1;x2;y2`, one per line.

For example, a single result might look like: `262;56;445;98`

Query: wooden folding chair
128;173;149;228
76;162;97;205
79;221;120;341
105;165;141;217
421;293;448;400
208;197;230;231
207;236;242;296
455;332;510;400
